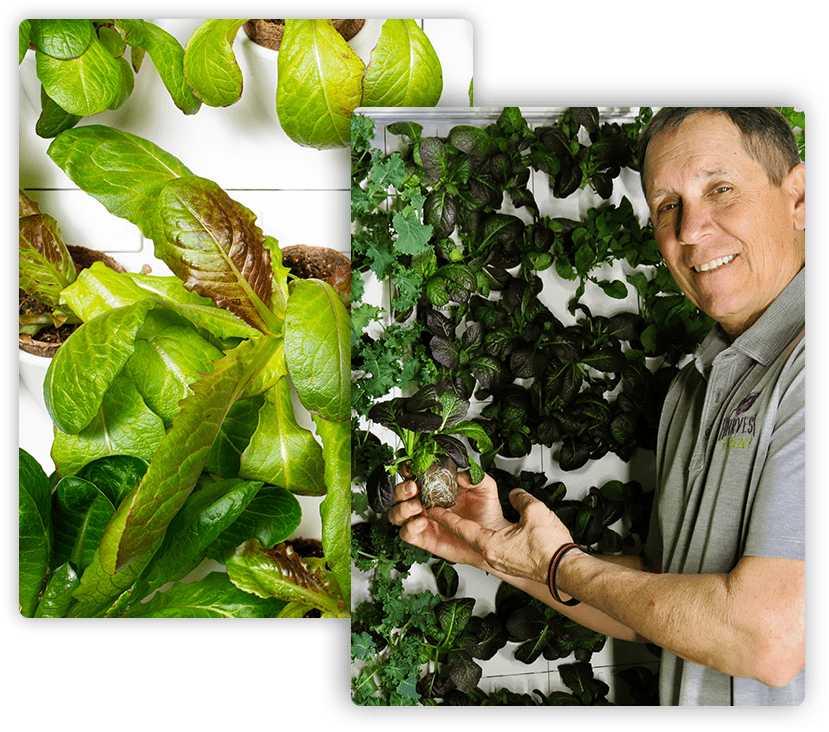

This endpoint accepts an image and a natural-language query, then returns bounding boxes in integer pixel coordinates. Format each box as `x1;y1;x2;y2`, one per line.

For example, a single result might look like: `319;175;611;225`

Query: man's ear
786;162;806;231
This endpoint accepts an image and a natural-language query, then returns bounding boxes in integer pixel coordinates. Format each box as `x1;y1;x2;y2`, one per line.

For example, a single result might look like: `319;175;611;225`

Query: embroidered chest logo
718;392;760;450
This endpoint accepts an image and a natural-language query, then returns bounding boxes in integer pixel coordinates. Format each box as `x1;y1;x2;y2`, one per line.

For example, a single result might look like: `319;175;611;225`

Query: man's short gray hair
637;107;802;200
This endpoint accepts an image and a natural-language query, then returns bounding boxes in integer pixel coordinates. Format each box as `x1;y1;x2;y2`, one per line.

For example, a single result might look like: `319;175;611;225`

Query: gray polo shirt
646;267;805;706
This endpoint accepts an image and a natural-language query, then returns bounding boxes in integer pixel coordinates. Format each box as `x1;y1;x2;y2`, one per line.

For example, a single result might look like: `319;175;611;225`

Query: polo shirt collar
693;267;805;374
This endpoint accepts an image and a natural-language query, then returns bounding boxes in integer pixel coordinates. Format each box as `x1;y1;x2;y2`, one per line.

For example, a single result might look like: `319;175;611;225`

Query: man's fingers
398;513;429;545
457;470;495;492
388;480;422;526
393;479;417;503
509;487;553;525
508;487;537;511
429;507;492;551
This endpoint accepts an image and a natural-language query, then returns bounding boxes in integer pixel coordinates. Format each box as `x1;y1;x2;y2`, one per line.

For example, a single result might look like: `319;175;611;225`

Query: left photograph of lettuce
18;18;474;618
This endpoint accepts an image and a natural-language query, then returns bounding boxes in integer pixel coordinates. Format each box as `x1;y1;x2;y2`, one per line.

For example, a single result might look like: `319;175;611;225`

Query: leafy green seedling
20;19;201;139
184;19;443;150
18;190;79;337
40;125;350;611
18;449;316;617
367;383;492;508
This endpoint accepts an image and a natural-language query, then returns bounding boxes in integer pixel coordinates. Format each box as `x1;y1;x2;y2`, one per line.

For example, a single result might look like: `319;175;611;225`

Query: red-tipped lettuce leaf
18;211;77;309
152;176;279;335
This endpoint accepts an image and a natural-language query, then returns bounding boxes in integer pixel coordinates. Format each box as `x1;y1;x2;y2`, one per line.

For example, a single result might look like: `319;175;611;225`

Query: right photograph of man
381;107;805;705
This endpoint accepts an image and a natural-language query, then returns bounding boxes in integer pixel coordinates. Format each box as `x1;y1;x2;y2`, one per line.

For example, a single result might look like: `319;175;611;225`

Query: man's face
643;113;805;337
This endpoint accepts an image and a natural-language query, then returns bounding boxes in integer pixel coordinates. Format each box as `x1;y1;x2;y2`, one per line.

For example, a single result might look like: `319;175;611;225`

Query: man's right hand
387;471;511;568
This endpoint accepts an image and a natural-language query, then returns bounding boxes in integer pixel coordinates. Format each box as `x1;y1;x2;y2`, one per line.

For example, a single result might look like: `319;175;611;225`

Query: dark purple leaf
448;124;494;158
430;335;461;369
460;321;483;350
417;137;448;178
591;171;613;199
460;613;508;660
366;464;394;513
448;651;482;694
559;439;591;471
537;125;570;158
488;152;511;184
433;435;469;470
609;412;637;445
510;348;544;379
424;308;455;339
484;327;518;359
563;367;585;405
570;107;599;133
367;398;405;430
405;384;440;413
398;411;443;433
506;431;531;458
470;355;509;391
536;415;562;446
424;188;457;239
607;312;643;341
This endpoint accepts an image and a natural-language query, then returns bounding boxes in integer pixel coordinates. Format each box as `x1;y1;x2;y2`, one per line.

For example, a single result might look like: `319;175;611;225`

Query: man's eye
658;202;677;214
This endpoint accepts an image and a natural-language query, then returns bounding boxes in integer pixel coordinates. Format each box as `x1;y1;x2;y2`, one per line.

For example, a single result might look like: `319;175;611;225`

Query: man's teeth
693;254;736;273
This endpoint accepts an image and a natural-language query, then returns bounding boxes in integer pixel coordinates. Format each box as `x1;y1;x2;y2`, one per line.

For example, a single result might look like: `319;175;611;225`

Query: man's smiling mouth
692;254;736;273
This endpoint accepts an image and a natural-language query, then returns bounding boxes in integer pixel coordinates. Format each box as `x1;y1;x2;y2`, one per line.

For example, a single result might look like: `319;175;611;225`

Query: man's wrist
547;542;584;606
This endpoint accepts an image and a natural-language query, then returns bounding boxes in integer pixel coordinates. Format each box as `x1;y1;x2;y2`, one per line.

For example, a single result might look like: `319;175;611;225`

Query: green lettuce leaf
239;377;325;495
50;372;167;476
29;19;94;60
19;449;53;617
125;312;225;428
60;264;258;342
132;478;263;598
284;279;350;421
276;19;364;149
33;562;80;618
76;454;149;507
313;415;350;606
98;336;280;574
123;571;286;618
44;299;156;434
35;33;121;115
205;485;302;562
47;125;193;238
183;19;247;107
67;542;159;617
362;19;443;107
50;476;117;574
114;20;202;115
204;395;265;478
19;19;31;64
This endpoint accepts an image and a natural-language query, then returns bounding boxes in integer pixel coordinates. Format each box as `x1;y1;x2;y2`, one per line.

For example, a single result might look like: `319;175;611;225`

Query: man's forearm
482;554;654;643
422;486;803;687
557;551;752;676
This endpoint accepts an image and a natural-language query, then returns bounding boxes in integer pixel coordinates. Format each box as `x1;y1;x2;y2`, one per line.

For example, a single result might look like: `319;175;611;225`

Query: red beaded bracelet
547;542;581;606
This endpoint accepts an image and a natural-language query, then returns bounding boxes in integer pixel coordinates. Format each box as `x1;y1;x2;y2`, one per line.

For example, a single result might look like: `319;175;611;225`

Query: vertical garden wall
349;106;805;704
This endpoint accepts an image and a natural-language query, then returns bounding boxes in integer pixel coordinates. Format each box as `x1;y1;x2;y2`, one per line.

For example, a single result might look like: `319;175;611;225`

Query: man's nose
677;201;713;245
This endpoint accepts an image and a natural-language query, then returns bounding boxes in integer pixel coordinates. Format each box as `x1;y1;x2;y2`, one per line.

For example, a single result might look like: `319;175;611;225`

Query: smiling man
388;108;806;705
644;109;805;337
